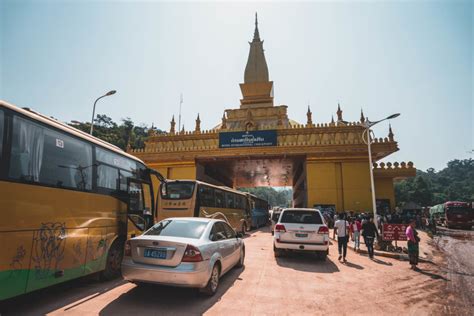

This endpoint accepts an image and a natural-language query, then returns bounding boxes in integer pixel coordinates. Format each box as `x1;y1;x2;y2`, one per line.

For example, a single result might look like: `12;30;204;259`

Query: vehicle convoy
157;180;253;234
0;100;163;301
430;201;473;229
247;193;270;229
122;217;245;296
273;208;330;259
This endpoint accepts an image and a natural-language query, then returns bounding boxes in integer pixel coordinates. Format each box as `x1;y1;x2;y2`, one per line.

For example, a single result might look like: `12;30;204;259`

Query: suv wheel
273;245;283;257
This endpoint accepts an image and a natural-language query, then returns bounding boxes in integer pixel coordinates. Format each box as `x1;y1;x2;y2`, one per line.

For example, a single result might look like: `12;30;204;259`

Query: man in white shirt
334;213;350;262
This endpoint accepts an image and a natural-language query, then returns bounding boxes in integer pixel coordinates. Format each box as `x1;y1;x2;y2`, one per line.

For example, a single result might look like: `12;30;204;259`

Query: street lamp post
90;90;117;135
362;113;400;230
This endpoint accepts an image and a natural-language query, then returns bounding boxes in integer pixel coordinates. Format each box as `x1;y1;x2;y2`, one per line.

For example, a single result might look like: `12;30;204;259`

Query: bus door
127;179;153;239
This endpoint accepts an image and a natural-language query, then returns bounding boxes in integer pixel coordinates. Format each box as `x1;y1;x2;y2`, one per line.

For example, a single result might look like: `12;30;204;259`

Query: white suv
273;208;329;259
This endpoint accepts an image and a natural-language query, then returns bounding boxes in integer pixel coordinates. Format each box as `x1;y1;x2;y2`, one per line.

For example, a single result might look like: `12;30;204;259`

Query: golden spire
221;112;227;129
195;113;201;133
360;109;365;123
253;12;260;42
306;105;313;126
388;123;394;141
170;115;176;134
244;13;268;83
337;103;343;121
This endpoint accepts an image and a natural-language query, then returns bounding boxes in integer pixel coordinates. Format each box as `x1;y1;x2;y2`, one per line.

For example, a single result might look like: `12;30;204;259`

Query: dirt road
0;227;458;315
433;228;474;315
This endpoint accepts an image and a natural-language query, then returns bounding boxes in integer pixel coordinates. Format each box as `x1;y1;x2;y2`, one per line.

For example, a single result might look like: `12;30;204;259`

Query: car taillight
182;245;203;262
318;226;329;234
124;240;132;257
275;224;286;232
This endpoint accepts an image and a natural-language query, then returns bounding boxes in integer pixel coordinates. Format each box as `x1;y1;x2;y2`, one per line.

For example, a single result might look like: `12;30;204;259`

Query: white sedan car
122;217;245;296
273;208;329;259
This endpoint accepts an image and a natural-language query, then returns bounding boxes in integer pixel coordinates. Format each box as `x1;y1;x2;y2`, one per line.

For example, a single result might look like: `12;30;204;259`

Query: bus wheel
101;240;123;280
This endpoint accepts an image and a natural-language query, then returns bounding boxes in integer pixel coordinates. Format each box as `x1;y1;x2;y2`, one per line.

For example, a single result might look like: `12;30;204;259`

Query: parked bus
430;201;473;229
247;193;270;229
0;101;163;300
158;180;251;234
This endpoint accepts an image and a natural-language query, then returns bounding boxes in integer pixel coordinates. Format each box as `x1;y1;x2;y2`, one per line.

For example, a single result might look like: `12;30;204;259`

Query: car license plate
144;248;167;259
295;233;308;238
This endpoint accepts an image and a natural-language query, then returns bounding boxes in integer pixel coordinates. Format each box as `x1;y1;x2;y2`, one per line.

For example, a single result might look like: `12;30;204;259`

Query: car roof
282;208;321;213
162;217;223;223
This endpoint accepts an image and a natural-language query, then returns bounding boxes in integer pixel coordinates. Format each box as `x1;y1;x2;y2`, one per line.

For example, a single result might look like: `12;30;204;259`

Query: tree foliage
239;187;292;208
70;114;164;151
395;159;474;207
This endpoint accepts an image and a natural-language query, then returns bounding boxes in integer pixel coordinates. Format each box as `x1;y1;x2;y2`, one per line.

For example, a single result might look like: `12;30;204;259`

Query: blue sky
1;0;472;171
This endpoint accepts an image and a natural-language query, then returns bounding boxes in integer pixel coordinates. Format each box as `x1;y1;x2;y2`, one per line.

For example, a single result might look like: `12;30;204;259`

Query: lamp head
386;113;400;120
105;90;116;96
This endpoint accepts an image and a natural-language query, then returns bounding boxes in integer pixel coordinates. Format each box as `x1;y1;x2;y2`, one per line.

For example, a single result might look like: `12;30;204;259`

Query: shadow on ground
275;252;339;273
99;266;245;315
0;275;126;315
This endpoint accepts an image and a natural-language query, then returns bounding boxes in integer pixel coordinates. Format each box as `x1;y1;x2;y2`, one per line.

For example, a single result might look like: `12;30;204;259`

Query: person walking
334;213;350;262
350;217;362;251
406;219;420;270
361;216;379;259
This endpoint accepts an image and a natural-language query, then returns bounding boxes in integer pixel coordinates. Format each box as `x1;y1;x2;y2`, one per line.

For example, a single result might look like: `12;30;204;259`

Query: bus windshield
447;207;470;216
161;181;195;200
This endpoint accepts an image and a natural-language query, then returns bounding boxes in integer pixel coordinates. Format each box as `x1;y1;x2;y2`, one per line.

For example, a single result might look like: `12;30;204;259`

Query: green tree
395;158;473;206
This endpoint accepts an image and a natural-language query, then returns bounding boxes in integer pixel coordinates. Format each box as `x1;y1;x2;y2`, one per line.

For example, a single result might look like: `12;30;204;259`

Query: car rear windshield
280;211;323;224
144;219;207;239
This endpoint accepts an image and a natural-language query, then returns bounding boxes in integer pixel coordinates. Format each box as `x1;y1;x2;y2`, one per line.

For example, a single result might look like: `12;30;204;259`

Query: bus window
215;190;225;208
199;185;215;207
9;116;93;190
97;164;119;190
39;128;93;190
9;116;45;182
226;192;235;208
235;195;242;209
161;181;195;200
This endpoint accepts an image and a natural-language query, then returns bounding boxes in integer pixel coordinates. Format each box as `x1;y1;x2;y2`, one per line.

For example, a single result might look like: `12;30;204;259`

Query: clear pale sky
1;0;472;171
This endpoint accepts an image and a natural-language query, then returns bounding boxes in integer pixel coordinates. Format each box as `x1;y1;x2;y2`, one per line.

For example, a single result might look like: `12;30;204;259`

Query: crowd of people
332;212;421;270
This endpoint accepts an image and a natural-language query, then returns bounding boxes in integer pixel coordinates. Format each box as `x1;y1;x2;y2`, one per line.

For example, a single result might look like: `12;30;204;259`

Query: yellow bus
158;180;252;234
0;100;163;300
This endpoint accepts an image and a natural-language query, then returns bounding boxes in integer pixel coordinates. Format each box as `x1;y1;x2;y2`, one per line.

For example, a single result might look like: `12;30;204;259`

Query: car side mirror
236;232;243;239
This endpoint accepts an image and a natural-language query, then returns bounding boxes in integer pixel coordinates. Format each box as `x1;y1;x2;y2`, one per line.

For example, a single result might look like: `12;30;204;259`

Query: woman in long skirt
406;219;420;270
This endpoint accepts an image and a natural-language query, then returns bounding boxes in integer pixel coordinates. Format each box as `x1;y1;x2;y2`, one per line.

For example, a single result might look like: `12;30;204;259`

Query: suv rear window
145;219;207;239
280;210;323;224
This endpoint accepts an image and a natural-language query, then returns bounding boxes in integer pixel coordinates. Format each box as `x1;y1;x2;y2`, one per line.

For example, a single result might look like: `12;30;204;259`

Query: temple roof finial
388;123;394;141
306;105;313;126
253;12;260;42
195;113;201;133
360;108;365;123
337;102;343;121
170;115;176;134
